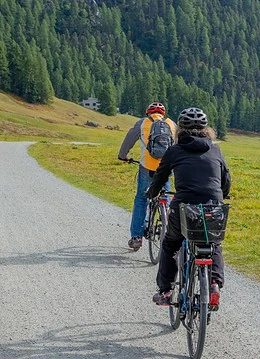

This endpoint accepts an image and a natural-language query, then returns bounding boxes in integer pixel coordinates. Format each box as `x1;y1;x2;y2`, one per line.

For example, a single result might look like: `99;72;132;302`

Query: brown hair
174;126;216;143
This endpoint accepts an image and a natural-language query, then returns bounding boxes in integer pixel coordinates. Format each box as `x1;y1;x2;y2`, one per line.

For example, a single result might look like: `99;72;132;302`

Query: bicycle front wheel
187;265;209;359
169;252;181;330
148;203;167;265
169;282;181;330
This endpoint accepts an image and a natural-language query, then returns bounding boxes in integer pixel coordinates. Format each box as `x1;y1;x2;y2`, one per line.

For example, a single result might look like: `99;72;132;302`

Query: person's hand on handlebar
224;194;232;199
118;156;129;162
118;156;140;164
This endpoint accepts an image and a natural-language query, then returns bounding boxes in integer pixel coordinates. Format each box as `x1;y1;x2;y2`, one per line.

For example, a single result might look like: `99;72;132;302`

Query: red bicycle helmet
146;102;166;115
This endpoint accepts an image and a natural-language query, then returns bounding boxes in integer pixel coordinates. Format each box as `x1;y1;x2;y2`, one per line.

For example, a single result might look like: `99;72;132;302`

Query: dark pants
156;207;225;292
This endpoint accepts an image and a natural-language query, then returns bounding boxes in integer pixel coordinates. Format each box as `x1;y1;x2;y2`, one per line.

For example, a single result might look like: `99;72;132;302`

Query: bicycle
169;201;230;359
144;189;175;264
125;158;174;264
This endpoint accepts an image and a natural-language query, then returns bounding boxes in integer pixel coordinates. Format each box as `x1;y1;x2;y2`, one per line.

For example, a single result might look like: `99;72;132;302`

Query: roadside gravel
0;141;259;359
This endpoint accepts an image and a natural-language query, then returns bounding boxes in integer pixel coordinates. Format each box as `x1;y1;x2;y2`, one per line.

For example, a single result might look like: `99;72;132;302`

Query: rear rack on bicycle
179;203;230;244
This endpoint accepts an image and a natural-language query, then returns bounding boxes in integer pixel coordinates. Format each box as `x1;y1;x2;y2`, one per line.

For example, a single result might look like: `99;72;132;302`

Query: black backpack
146;117;174;159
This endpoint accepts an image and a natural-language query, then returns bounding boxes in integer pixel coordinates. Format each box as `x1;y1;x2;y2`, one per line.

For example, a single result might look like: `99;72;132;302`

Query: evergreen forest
0;0;259;138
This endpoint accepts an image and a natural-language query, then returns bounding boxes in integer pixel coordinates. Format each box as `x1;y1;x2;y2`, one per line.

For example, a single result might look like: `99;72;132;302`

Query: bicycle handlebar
118;157;140;164
159;189;175;196
127;158;140;164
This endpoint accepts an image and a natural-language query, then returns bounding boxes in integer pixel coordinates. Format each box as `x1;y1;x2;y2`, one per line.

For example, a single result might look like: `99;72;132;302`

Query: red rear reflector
210;292;220;306
205;213;213;217
195;259;213;265
159;199;168;204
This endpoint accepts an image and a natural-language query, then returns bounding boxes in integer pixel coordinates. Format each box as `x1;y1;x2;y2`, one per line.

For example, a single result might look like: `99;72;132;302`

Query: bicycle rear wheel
148;203;167;265
187;265;209;359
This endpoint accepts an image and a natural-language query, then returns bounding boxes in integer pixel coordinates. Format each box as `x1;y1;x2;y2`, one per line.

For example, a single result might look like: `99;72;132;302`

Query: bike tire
169;283;181;330
169;252;181;330
148;203;167;265
187;265;209;359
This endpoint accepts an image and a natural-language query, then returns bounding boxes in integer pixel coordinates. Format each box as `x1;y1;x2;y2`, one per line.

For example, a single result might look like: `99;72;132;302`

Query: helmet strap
147;114;154;122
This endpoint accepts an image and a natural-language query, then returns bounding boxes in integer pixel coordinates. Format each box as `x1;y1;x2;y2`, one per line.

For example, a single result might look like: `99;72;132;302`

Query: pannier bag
179;203;230;244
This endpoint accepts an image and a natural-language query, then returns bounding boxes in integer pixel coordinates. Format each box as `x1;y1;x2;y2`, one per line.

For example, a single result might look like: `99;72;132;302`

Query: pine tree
176;2;196;44
62;78;73;101
7;40;23;95
0;40;10;91
200;27;210;58
52;68;63;98
120;71;136;114
35;52;54;104
217;108;227;140
17;40;38;103
217;94;229;139
154;16;166;59
18;39;53;104
99;80;117;116
165;5;178;71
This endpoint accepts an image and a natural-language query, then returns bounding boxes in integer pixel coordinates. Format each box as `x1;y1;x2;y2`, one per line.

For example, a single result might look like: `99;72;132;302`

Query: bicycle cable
199;203;209;245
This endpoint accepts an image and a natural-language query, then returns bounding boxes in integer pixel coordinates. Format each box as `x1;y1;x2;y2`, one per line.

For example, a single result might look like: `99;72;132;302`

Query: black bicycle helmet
177;107;208;129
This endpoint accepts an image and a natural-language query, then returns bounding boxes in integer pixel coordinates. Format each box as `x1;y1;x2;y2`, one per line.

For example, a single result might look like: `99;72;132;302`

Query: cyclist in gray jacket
118;102;176;250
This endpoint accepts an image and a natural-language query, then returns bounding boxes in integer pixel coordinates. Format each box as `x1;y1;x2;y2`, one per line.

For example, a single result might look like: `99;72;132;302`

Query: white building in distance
79;97;101;111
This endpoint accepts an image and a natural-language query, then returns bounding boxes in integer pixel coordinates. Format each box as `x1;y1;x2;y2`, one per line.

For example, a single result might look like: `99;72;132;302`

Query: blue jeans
130;165;171;238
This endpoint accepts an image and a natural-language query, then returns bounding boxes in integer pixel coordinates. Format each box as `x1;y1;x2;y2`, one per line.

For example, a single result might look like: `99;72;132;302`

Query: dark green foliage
0;0;259;133
0;40;10;91
7;40;23;94
99;80;117;116
217;93;230;140
19;41;53;104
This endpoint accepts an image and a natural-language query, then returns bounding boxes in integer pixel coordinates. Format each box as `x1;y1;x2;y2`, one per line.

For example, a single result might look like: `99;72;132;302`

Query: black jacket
149;134;231;208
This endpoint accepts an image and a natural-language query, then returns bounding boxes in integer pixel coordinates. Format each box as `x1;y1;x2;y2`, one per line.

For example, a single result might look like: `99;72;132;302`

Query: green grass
1;92;259;281
215;134;260;278
28;133;260;281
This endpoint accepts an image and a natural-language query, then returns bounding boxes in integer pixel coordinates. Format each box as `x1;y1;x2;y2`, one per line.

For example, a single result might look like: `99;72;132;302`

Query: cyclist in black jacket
147;107;231;306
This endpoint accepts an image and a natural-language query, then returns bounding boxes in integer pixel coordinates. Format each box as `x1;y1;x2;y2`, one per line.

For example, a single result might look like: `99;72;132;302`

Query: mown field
1;92;259;280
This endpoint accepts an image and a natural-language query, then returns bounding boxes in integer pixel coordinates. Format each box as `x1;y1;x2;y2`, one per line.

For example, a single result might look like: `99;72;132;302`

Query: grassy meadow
1;92;259;281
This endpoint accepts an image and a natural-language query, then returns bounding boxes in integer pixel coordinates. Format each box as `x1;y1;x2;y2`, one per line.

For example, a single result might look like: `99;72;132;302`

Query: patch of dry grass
0;92;137;131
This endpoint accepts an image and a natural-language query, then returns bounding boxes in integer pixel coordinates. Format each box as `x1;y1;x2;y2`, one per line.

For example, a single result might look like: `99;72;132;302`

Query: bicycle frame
179;240;213;321
145;192;169;234
169;238;214;358
169;200;231;358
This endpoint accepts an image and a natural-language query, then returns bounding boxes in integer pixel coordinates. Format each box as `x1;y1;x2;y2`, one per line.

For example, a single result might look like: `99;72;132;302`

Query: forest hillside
0;0;259;138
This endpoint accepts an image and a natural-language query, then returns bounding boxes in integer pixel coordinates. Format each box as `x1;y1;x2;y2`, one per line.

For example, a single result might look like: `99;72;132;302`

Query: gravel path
0;141;259;359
